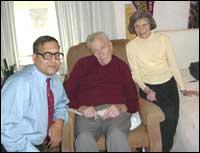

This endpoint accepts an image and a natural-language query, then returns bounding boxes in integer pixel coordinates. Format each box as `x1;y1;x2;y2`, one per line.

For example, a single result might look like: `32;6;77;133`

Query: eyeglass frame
35;51;64;60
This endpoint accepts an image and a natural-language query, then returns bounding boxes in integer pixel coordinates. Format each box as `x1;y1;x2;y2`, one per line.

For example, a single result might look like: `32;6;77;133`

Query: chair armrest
139;98;165;126
139;98;165;152
62;110;75;152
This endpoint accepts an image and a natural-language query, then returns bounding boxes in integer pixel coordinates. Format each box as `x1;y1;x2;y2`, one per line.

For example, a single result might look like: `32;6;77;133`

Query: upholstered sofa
61;39;165;152
161;29;199;151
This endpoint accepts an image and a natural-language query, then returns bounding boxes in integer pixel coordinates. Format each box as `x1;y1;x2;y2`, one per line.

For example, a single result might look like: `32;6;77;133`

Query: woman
126;10;194;152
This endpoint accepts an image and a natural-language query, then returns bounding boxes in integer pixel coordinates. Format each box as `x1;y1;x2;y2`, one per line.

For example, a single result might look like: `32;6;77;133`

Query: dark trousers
35;138;61;152
139;77;179;152
1;144;7;152
35;144;61;152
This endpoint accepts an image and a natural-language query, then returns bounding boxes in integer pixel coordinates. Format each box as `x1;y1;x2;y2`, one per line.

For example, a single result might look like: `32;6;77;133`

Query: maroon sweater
64;55;139;113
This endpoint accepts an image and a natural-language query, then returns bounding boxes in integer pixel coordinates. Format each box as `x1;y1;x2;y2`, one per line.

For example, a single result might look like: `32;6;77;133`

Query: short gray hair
86;31;110;49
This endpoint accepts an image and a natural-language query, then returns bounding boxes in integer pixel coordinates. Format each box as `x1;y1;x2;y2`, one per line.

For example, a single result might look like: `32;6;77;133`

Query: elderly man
63;31;139;152
1;36;68;152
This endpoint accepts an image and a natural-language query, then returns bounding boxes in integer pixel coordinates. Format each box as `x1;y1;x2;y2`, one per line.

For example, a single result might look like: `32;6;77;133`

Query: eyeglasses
36;51;64;60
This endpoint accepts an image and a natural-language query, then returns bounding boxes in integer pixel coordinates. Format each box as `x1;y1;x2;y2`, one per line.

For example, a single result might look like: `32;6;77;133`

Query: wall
161;29;199;69
153;1;190;31
114;1;191;39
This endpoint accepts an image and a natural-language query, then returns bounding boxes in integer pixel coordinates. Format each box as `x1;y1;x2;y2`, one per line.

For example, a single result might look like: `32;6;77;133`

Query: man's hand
78;105;98;119
48;119;64;148
103;104;127;120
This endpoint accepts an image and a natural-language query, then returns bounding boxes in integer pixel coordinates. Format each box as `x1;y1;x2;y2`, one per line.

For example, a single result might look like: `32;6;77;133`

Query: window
14;1;60;66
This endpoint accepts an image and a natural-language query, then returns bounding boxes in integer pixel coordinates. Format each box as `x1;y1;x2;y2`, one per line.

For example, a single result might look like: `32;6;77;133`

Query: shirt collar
33;65;53;86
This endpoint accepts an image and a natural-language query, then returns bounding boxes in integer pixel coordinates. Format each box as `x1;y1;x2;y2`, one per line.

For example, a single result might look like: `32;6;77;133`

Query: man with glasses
1;35;68;152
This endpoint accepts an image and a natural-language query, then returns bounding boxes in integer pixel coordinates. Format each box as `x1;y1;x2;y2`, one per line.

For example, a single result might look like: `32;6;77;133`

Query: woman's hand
181;90;199;97
144;87;157;102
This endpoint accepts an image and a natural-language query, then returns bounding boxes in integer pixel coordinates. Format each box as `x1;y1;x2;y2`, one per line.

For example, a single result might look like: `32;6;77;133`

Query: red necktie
46;78;54;127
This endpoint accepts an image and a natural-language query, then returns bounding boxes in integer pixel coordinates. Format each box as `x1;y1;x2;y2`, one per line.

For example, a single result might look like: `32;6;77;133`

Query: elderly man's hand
79;105;98;119
103;104;127;120
48;119;64;148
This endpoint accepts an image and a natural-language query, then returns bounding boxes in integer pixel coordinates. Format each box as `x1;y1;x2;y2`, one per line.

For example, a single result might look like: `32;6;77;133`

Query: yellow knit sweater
126;32;185;91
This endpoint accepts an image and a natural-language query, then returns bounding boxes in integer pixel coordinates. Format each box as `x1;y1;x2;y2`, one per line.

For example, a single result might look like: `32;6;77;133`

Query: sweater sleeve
163;35;185;90
63;61;82;109
126;43;147;91
122;64;139;113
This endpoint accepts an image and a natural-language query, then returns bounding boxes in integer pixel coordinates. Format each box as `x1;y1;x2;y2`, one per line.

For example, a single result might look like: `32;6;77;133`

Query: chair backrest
67;39;129;73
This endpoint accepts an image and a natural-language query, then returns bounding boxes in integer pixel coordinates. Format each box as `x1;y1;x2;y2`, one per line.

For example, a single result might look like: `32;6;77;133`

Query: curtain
1;1;19;70
55;1;117;74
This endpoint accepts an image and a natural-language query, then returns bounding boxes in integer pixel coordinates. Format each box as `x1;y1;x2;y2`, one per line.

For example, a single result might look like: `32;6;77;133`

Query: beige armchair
62;39;165;152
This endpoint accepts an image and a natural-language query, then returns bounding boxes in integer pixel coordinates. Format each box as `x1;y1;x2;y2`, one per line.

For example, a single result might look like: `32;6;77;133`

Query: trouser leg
157;104;179;152
75;115;103;152
75;132;99;152
106;129;130;152
158;88;179;152
139;77;179;152
105;112;131;152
